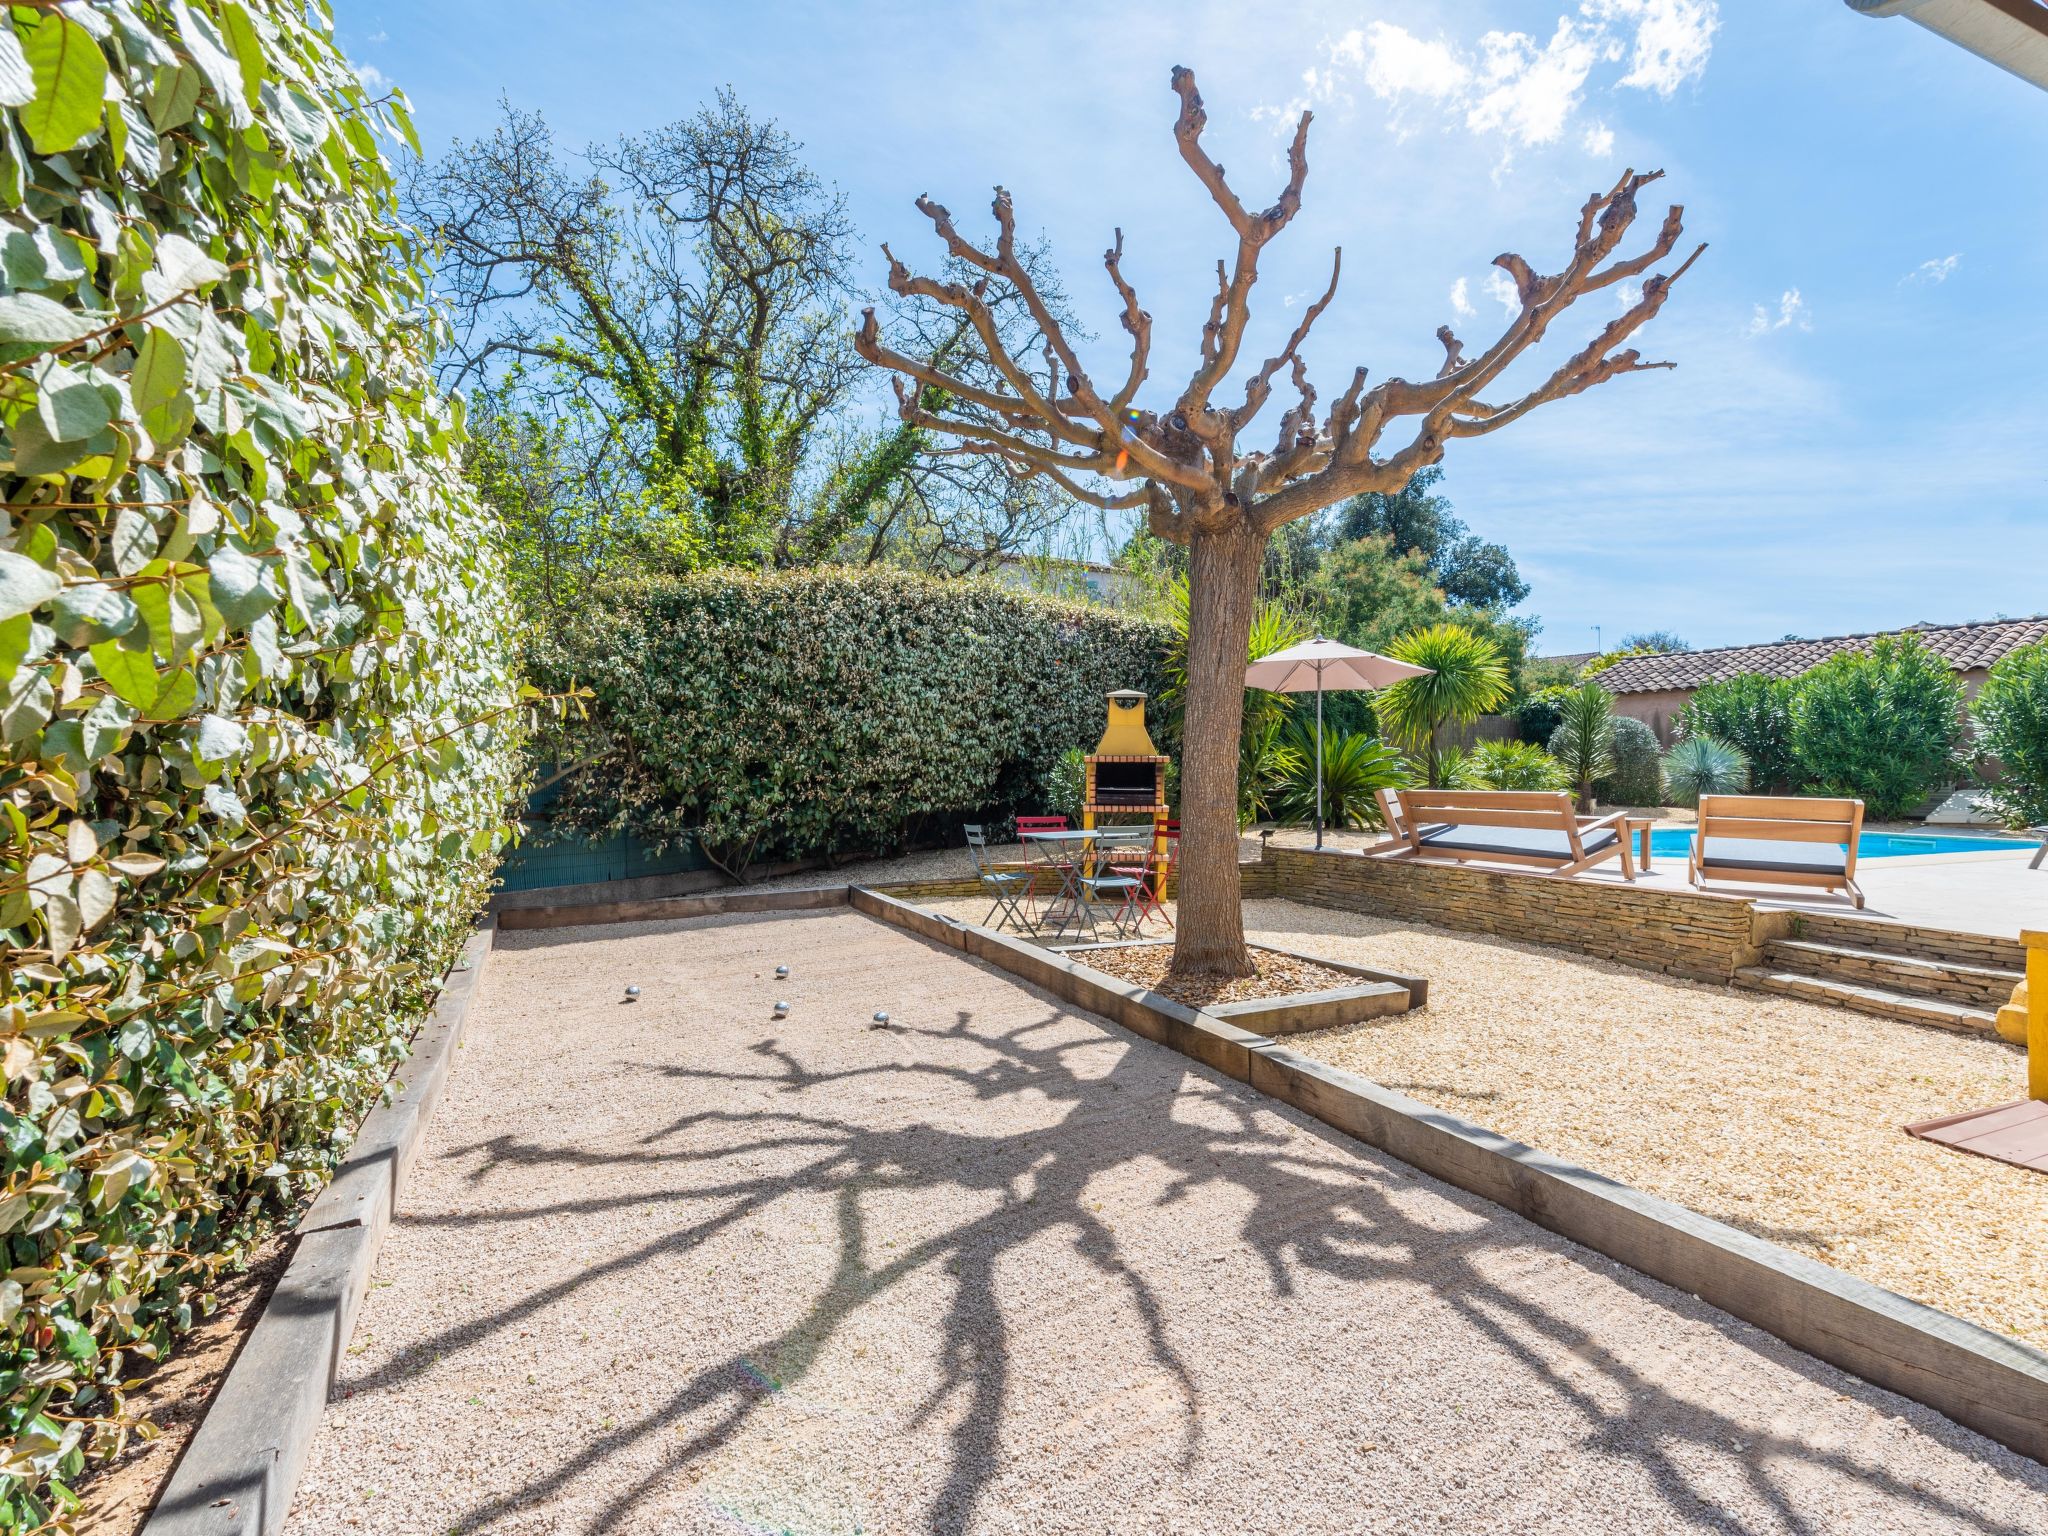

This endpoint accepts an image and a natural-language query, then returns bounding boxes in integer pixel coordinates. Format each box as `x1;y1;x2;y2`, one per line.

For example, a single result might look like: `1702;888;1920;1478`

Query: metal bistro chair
1110;819;1176;929
965;824;1034;931
1013;815;1072;908
1068;826;1149;941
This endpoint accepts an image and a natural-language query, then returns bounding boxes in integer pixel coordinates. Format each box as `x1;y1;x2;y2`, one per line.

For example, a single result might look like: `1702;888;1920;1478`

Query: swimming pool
1647;827;2033;860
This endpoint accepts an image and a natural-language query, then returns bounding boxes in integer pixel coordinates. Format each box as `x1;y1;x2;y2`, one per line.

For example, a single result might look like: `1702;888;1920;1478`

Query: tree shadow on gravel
380;929;2046;1536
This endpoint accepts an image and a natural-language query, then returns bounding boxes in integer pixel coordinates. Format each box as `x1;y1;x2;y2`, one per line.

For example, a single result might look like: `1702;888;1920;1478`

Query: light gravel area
935;891;2048;1354
285;908;2048;1534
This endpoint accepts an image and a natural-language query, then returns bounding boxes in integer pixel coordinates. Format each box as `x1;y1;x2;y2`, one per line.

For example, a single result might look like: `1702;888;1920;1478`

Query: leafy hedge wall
1787;636;1964;820
1972;641;2048;828
0;3;522;1522
534;568;1170;869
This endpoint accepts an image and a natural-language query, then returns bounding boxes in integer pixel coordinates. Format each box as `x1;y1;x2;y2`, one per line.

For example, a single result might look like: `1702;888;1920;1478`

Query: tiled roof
1591;616;2048;695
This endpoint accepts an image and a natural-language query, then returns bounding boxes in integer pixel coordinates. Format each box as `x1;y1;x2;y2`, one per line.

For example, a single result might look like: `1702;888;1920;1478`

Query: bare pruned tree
856;67;1704;980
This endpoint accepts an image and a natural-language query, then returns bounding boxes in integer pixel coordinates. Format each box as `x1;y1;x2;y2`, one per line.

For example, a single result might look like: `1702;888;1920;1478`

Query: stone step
1760;938;2021;1011
1735;968;2001;1036
1784;911;2026;973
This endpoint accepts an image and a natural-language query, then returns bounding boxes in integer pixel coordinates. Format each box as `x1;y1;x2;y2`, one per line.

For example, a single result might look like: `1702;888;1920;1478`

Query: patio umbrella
1244;637;1432;849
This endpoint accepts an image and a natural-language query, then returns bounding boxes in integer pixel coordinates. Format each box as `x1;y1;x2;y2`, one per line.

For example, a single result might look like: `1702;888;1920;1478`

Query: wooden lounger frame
1381;789;1636;881
1689;794;1865;908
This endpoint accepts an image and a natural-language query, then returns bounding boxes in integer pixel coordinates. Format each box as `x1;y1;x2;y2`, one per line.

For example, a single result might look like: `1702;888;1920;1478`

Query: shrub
534;568;1170;871
1548;682;1617;809
1510;686;1572;747
1973;641;2048;827
1274;723;1410;829
1787;635;1966;819
0;7;524;1521
1452;738;1570;792
1677;674;1798;792
1042;746;1087;823
1662;735;1750;806
1238;715;1303;828
1595;716;1665;806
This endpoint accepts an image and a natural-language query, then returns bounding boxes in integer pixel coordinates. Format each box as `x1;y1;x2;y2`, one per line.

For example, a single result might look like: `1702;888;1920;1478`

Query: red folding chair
1012;815;1072;914
1110;819;1177;929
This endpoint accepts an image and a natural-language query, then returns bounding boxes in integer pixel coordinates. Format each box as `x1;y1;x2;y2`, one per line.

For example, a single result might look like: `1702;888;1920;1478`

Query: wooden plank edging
142;923;499;1536
850;886;2048;1465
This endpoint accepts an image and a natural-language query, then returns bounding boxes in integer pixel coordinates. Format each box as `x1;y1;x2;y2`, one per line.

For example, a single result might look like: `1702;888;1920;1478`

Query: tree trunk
1169;516;1265;981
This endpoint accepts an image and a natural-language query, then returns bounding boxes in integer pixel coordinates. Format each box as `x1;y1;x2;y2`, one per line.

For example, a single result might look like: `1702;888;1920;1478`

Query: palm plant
1452;738;1570;792
1662;734;1750;807
1376;624;1512;787
1238;714;1305;827
1548;680;1617;811
1161;574;1309;744
1275;722;1411;829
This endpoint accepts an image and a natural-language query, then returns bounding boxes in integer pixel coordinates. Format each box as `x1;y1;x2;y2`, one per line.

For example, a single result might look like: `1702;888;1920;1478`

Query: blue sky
337;2;2048;654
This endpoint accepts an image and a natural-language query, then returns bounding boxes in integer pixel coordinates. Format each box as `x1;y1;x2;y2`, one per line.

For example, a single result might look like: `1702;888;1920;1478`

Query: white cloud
367;28;389;44
1294;3;1716;159
1449;276;1476;318
1745;288;1811;337
1484;269;1521;317
1905;253;1961;284
354;61;389;90
1617;280;1644;310
1585;0;1720;94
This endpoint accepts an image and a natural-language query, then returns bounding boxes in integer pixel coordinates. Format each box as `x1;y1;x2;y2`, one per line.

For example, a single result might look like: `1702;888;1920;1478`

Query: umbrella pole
1314;676;1324;850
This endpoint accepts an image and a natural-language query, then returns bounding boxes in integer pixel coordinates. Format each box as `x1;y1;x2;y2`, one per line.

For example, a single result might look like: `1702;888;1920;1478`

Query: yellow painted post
2026;930;2048;1103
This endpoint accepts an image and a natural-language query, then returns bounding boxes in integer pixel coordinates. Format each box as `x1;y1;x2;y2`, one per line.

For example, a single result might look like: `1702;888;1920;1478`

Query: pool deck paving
285;908;2048;1535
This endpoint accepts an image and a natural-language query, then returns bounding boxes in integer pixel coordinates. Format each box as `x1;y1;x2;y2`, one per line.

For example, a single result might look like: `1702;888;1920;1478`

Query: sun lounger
1382;789;1636;880
1688;794;1864;908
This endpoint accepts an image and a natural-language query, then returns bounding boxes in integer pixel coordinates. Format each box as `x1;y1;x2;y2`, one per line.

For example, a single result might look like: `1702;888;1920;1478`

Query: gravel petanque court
285;909;2048;1534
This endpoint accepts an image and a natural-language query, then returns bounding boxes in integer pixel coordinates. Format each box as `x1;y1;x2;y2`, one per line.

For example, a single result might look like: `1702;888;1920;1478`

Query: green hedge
533;568;1170;869
1974;641;2048;827
1787;635;1965;820
1677;673;1799;793
0;4;522;1523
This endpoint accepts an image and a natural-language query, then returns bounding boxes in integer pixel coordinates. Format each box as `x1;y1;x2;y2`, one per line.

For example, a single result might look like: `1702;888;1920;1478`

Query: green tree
1274;724;1410;828
1378;625;1513;787
1788;636;1965;819
1596;715;1665;806
1335;465;1529;609
1549;682;1619;810
1975;642;2048;827
1678;673;1800;793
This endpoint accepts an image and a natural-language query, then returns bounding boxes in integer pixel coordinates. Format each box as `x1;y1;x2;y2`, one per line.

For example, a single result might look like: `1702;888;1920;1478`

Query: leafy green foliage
1974;642;2048;828
1449;738;1569;792
1043;745;1086;824
1677;673;1798;793
1595;715;1664;806
1274;723;1409;829
1377;624;1511;787
1548;682;1618;810
1787;636;1965;819
1237;715;1303;828
1661;735;1750;807
0;4;525;1520
533;568;1169;871
1333;466;1528;609
1510;685;1572;749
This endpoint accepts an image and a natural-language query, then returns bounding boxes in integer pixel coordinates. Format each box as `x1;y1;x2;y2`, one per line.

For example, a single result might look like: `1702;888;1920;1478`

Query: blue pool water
1648;827;2031;859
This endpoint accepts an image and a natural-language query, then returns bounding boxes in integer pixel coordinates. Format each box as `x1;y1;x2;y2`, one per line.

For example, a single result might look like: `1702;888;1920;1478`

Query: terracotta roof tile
1592;616;2048;694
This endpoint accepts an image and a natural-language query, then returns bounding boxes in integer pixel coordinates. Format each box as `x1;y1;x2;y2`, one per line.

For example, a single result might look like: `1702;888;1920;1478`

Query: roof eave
1847;0;2048;91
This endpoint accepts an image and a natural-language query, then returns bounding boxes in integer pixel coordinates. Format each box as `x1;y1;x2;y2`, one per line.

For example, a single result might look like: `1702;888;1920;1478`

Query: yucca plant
1662;734;1750;807
1548;680;1618;810
1377;624;1512;786
1275;723;1412;829
1453;738;1571;792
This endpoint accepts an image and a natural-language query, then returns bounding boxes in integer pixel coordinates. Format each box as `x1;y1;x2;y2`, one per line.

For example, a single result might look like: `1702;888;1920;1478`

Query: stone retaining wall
1262;845;1763;982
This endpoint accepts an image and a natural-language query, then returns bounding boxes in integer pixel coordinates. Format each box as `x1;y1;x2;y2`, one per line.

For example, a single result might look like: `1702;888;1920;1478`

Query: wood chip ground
1076;944;1364;1009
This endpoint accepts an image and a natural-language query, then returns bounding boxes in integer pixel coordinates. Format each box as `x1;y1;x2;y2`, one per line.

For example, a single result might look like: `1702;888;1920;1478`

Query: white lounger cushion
1698;834;1848;876
1417;824;1616;861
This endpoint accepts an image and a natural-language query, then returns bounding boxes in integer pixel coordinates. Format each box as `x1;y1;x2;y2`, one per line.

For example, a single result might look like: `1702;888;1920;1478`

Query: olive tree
856;68;1702;978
